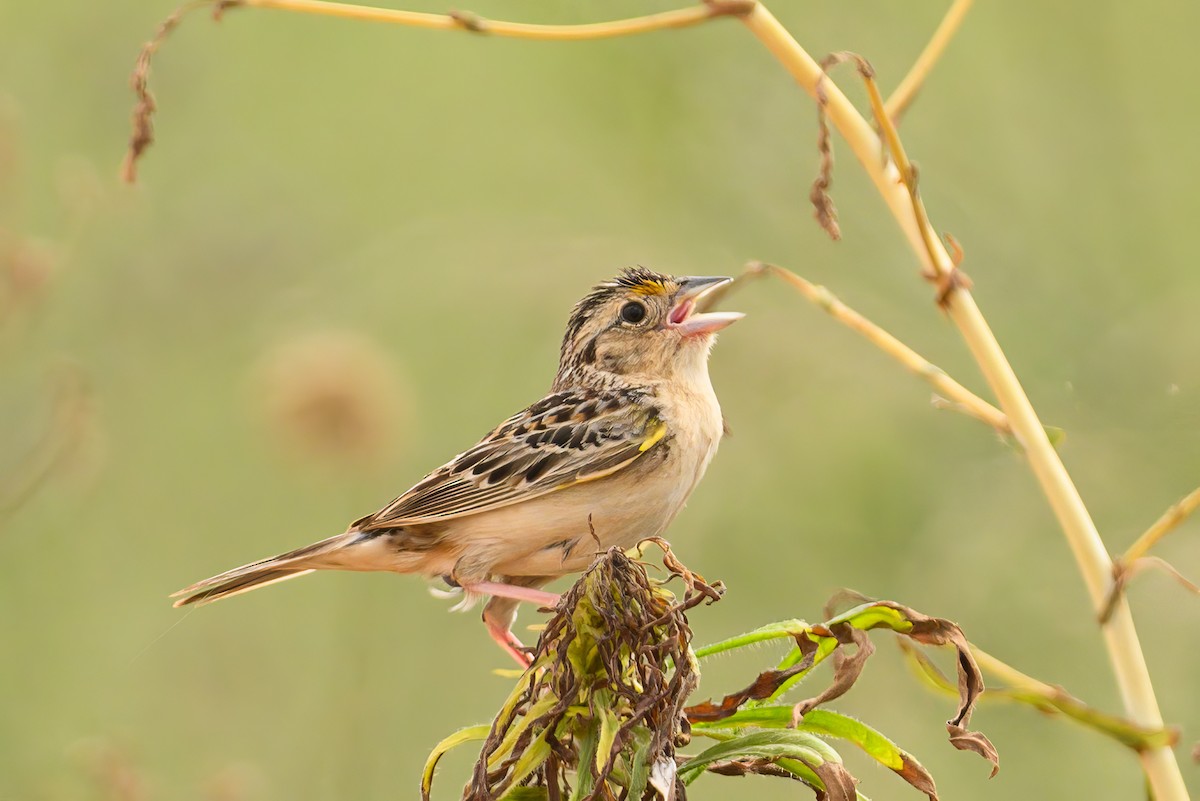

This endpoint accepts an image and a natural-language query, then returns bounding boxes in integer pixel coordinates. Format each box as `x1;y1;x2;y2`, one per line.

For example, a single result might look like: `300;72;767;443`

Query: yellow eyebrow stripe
629;279;667;296
639;419;667;452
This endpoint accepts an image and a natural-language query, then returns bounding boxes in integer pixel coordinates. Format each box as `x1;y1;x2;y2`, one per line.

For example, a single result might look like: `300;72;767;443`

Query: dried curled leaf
898;640;1178;752
790;623;874;722
687;592;1000;794
836;598;999;777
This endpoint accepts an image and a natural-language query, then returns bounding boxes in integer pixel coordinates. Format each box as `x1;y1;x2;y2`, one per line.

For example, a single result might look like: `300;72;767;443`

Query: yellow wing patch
639;419;667;452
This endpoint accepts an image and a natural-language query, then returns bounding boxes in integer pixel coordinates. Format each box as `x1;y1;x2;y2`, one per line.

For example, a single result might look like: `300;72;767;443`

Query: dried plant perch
424;543;998;801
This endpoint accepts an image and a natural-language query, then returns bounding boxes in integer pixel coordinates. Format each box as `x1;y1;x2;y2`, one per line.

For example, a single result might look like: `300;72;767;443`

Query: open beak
667;276;745;337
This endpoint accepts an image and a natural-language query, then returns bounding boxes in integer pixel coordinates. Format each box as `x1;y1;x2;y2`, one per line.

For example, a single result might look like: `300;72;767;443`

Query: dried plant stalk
731;6;1186;795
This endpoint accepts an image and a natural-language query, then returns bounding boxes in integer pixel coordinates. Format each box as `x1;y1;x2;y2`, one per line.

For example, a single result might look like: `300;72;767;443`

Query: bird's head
555;268;743;388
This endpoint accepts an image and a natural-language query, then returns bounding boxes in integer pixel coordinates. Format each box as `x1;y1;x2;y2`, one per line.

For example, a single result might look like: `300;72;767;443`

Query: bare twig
750;261;1008;434
123;0;751;180
238;0;751;37
1122;485;1200;566
884;0;974;122
1098;486;1200;623
1099;557;1200;625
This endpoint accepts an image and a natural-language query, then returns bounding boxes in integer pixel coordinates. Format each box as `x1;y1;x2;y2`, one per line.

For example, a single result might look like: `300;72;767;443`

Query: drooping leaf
569;719;599;801
693;619;809;659
488;694;559;769
829;598;1000;777
692;706;937;799
502;730;552;795
421;725;490;801
810;758;860;801
626;726;654;800
679;729;838;783
594;690;618;773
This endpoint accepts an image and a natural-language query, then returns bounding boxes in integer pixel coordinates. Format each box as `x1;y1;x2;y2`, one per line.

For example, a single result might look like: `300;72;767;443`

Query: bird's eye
619;301;646;324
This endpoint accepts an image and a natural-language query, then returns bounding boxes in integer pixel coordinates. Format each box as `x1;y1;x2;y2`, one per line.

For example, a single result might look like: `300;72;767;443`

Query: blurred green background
2;1;1199;798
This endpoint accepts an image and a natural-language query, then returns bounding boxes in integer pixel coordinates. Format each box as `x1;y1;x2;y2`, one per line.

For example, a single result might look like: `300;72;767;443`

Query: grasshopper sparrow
173;268;742;666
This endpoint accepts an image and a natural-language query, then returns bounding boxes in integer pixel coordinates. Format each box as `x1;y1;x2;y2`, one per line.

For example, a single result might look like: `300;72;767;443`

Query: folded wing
358;389;665;529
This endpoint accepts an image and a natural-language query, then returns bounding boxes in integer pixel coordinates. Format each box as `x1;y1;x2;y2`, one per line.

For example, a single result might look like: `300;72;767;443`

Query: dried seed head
3;237;57;308
255;330;407;466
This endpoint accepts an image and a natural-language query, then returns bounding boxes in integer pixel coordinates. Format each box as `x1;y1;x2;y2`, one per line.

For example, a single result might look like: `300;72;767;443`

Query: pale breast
472;379;724;579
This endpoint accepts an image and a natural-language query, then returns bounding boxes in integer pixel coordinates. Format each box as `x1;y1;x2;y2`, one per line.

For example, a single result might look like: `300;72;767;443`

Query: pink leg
470;581;560;668
485;615;534;669
464;581;561;609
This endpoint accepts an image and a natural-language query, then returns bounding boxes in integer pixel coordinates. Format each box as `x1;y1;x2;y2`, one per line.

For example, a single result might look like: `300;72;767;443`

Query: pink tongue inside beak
669;299;693;325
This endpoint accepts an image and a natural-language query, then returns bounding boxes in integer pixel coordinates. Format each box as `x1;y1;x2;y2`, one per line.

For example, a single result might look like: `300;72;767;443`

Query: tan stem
737;5;1185;797
238;0;737;39
759;262;1009;434
884;0;974;121
1123;485;1200;565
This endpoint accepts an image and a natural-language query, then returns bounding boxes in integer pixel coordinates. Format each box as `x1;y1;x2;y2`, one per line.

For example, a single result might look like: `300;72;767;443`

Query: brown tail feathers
171;532;368;607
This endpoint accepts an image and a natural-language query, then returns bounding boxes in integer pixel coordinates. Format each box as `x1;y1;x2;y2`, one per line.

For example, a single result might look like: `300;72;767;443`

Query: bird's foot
470;581;560;668
484;617;535;669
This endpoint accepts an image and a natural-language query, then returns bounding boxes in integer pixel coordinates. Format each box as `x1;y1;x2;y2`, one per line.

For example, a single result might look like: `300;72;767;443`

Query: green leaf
505;731;552;793
694;619;809;659
487;694;559;769
679;729;839;783
700;709;902;772
698;707;905;770
421;725;491;801
569;719;599;801
692;706;940;796
759;633;840;704
771;756;824;787
1043;425;1066;447
626;726;653;800
595;690;618;773
802;711;905;770
827;603;913;634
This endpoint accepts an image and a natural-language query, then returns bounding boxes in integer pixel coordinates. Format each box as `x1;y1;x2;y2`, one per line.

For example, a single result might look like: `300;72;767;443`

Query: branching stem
236;0;746;39
1098;485;1200;623
751;261;1009;434
1123;485;1200;566
884;0;974;122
